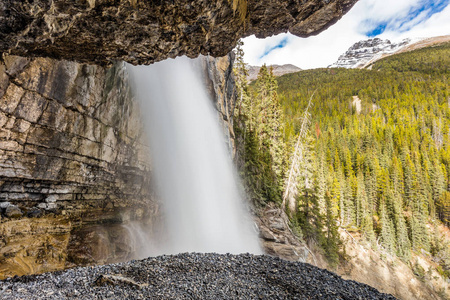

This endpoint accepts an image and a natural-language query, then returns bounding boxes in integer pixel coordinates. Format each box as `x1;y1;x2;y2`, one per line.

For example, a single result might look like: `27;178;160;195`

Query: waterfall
126;57;261;255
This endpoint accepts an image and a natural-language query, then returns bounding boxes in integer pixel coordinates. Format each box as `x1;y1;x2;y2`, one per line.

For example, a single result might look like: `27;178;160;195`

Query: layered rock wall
0;55;156;278
0;55;151;214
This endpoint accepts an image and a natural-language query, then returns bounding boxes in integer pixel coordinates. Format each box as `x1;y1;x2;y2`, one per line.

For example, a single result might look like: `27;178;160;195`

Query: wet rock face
199;53;237;155
0;55;152;218
0;54;156;278
0;0;358;66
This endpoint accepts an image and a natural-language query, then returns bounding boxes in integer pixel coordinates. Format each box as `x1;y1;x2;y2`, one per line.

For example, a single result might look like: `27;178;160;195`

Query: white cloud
358;0;422;23
242;0;450;69
242;35;291;66
385;3;450;39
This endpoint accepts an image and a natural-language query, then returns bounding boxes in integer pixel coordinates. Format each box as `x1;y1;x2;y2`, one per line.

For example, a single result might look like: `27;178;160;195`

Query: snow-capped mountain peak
329;37;417;69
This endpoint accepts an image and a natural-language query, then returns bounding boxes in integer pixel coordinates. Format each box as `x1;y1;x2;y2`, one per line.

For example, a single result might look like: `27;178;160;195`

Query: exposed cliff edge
0;0;358;66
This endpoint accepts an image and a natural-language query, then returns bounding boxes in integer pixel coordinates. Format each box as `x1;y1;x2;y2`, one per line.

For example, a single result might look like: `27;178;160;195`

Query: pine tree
356;170;375;241
323;189;341;267
430;158;446;218
233;40;252;130
379;197;396;254
437;191;450;226
297;160;325;246
391;189;411;259
233;42;284;204
343;176;356;226
316;150;328;216
409;151;431;252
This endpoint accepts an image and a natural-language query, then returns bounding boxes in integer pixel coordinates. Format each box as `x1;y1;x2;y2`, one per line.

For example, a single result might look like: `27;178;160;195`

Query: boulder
27;207;44;218
4;205;23;218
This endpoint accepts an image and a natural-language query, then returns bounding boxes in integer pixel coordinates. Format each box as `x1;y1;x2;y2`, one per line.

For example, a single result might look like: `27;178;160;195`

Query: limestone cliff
0;55;156;278
0;0;358;65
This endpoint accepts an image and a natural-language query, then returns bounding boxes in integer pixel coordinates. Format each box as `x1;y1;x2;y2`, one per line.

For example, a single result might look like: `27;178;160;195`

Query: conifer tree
430;159;446;218
297;150;325;246
391;188;411;259
233;40;252;130
233;41;285;204
379;197;396;254
356;170;375;241
323;190;341;267
343;176;356;226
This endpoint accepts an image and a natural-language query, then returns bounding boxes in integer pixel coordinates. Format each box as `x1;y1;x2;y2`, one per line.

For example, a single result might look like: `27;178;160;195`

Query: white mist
126;57;261;255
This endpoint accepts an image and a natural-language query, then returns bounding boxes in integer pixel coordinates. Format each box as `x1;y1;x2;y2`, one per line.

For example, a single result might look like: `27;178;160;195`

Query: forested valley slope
234;41;450;299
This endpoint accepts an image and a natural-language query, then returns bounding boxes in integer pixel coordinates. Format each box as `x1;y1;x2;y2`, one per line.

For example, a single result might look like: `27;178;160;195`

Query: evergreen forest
233;41;450;278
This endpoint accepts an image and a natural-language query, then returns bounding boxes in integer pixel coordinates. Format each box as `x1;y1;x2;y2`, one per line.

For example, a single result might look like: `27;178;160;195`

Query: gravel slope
0;253;396;299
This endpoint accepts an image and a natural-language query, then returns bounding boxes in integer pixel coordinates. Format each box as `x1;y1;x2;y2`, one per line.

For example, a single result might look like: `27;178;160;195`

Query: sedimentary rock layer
0;54;155;278
0;0;358;65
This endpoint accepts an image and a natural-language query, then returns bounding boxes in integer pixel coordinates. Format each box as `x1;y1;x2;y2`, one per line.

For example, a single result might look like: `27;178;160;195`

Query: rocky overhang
0;0;358;66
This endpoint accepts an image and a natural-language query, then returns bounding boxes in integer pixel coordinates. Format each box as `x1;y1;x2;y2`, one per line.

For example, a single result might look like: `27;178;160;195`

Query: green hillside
234;41;450;276
371;41;450;74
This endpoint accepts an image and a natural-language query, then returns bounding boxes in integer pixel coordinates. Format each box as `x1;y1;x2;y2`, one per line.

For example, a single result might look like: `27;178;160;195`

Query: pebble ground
0;253;397;299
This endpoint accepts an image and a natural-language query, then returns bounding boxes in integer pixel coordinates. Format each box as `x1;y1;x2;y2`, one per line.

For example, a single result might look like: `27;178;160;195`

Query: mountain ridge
247;64;302;81
330;35;450;69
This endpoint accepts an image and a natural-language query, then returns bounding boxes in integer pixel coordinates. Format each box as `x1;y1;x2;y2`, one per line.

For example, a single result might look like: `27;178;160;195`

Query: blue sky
243;0;450;69
259;38;288;60
365;0;449;36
